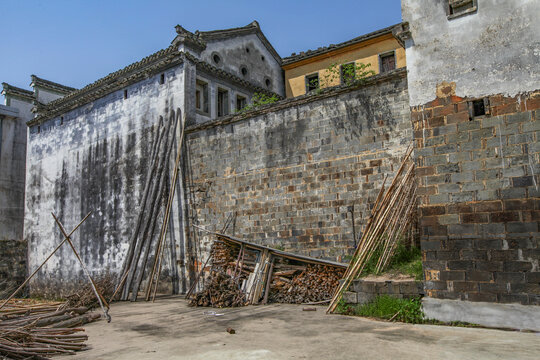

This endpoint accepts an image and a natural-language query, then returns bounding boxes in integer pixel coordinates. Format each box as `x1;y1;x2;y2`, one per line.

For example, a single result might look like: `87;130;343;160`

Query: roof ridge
1;82;35;102
282;23;402;65
2;82;34;96
196;21;281;63
197;21;259;36
30;75;77;94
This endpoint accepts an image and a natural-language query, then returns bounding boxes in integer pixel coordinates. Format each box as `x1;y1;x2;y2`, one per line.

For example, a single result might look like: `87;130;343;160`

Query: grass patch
337;295;424;323
352;241;423;280
337;295;483;328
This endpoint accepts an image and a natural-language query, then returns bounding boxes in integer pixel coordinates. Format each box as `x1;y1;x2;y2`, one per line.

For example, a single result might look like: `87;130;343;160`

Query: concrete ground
75;296;540;360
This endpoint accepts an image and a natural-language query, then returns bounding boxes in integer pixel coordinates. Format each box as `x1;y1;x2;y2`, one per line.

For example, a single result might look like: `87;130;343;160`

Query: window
379;52;396;73
159;73;165;85
265;78;272;88
217;88;229;117
468;98;489;119
305;73;319;93
213;54;221;64
123;89;128;99
447;0;477;19
340;62;356;85
240;66;248;77
195;80;209;114
236;95;247;112
60;116;64;125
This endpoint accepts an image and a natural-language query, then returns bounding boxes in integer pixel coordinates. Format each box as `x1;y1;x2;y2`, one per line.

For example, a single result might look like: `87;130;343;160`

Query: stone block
342;291;358;304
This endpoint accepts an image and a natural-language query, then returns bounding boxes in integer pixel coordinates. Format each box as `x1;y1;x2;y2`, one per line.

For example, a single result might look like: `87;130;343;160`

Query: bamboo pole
0;212;91;311
51;213;110;322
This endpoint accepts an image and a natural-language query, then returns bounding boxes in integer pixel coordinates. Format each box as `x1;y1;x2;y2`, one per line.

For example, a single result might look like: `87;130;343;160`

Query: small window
245;48;250;53
217;88;229;117
195;80;209;114
241;66;248;77
124;89;128;99
379;52;396;73
261;56;265;62
468;98;489;119
447;0;477;19
159;73;165;85
236;95;247;112
37;125;41;133
213;54;221;64
305;73;319;93
60;116;64;125
340;62;356;85
265;78;271;88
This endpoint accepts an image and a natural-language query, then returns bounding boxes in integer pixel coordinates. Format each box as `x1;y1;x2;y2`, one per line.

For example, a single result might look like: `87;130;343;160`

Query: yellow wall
283;36;406;98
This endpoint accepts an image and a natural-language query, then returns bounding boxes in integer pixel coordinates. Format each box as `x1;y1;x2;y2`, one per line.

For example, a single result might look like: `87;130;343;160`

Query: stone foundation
343;278;423;304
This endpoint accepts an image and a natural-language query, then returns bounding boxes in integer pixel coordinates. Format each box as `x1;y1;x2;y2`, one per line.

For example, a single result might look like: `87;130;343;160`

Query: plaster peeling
402;0;540;106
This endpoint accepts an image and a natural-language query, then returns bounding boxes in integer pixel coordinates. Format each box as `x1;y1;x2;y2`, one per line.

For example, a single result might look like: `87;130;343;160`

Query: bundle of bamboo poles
0;300;97;359
115;108;183;302
327;146;417;313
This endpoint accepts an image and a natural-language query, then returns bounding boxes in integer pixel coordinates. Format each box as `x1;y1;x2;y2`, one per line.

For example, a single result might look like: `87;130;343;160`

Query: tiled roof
29;47;281;126
28;45;181;125
30;75;77;94
1;83;34;102
282;23;403;65
174;21;282;64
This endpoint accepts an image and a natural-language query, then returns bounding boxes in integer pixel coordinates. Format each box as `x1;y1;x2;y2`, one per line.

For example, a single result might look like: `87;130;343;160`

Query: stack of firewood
0;299;99;359
188;271;245;308
269;264;344;304
188;237;346;307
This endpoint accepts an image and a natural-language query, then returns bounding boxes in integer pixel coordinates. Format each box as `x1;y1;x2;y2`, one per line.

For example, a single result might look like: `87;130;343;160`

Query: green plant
310;62;375;95
354;240;422;280
338;295;424;324
237;92;279;113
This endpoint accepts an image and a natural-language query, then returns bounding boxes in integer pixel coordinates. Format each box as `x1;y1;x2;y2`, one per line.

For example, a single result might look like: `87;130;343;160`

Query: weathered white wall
35;88;67;105
402;0;540;105
24;65;186;296
201;33;284;96
0;99;32;241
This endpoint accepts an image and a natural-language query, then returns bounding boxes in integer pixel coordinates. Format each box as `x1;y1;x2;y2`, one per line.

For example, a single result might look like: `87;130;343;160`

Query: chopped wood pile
328;146;417;313
269;264;344;304
0;299;99;359
187;230;346;307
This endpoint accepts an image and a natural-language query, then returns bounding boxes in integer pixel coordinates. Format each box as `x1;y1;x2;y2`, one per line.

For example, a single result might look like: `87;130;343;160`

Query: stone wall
0;239;26;298
413;85;540;305
343;278;423;305
184;70;411;261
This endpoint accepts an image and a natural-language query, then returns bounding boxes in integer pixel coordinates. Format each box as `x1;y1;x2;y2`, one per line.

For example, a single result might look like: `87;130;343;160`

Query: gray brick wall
413;86;540;305
185;71;411;261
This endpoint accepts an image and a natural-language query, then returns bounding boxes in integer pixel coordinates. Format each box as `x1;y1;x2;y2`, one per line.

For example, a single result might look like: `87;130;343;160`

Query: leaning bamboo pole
148;111;186;302
327;146;416;314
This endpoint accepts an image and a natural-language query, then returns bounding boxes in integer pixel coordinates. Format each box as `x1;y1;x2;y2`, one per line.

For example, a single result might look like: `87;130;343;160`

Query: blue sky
1;0;402;90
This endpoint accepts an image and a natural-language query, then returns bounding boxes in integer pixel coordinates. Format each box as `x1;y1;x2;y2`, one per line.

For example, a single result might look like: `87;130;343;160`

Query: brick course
185;72;411;261
412;85;540;305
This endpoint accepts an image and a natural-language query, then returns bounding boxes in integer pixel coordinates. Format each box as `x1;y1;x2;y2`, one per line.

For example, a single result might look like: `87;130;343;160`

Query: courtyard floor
74;296;540;360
